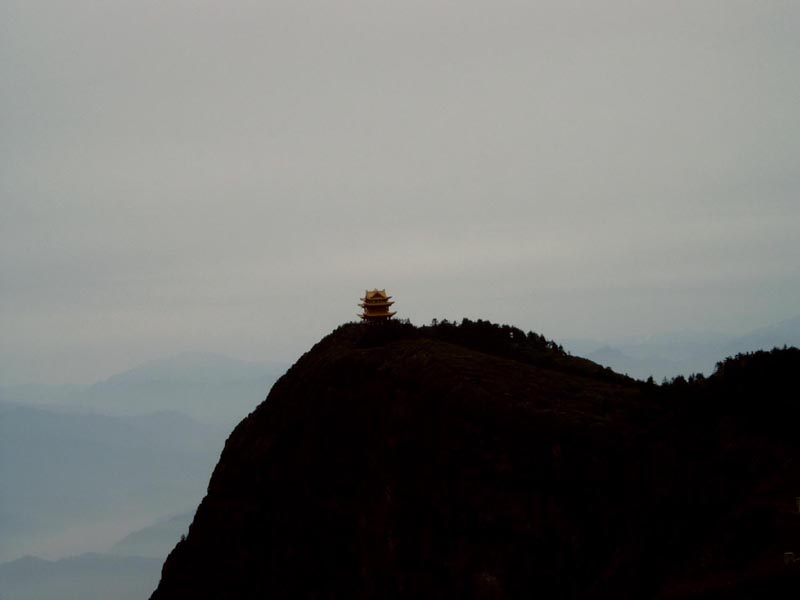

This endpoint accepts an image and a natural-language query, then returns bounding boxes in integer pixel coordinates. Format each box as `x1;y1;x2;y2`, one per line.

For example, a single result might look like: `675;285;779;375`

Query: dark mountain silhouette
150;320;800;599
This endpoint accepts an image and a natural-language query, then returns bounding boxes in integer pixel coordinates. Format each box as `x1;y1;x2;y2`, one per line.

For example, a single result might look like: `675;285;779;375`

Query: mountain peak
151;320;800;599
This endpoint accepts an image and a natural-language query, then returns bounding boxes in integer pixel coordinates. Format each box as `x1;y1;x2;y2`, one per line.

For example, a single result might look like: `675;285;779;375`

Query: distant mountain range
110;512;193;559
0;403;222;563
0;352;287;428
0;353;287;567
0;511;193;600
0;553;161;600
564;315;800;380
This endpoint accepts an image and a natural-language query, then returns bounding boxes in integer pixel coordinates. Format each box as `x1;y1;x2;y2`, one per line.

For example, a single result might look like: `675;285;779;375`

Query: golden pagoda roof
363;289;391;300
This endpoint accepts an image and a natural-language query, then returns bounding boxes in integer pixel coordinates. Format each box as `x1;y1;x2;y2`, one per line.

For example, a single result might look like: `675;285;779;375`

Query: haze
2;1;798;384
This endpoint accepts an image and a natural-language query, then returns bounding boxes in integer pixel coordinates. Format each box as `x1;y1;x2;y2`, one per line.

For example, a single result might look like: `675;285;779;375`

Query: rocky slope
151;320;800;599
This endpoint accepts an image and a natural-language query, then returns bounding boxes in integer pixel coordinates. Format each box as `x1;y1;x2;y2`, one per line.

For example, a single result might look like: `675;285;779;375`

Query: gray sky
2;0;799;384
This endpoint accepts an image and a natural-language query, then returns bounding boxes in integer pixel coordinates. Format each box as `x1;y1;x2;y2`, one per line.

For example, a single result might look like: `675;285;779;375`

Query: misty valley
0;354;285;600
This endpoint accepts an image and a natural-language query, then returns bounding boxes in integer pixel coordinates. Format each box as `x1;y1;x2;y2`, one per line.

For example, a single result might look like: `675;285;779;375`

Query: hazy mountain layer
0;553;161;600
111;513;193;559
0;512;195;600
0;405;223;562
0;353;286;428
567;315;800;381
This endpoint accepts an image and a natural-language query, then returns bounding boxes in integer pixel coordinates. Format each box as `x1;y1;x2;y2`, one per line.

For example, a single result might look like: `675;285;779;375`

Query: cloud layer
2;1;798;383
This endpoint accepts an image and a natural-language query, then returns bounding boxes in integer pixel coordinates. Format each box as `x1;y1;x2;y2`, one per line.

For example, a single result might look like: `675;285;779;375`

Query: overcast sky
2;1;798;384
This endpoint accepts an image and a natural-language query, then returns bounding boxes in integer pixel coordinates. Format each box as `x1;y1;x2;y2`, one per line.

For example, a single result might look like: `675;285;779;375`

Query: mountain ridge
565;314;800;381
150;320;800;598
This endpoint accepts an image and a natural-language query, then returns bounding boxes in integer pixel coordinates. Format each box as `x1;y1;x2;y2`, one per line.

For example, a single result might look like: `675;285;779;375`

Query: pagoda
359;289;396;322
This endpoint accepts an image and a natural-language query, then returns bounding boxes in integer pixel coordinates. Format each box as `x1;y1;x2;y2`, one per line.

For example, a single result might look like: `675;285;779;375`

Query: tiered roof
359;289;396;321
